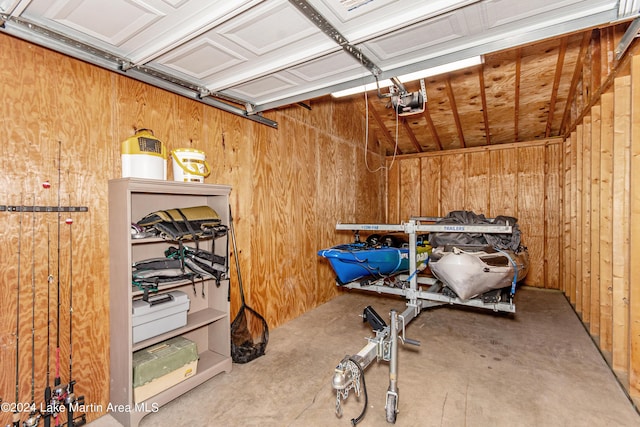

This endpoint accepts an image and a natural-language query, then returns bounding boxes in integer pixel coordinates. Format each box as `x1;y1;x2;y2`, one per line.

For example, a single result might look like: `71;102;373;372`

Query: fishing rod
24;194;42;427
63;202;86;427
51;141;65;427
43;224;53;427
13;194;24;427
43;143;85;427
64;208;75;426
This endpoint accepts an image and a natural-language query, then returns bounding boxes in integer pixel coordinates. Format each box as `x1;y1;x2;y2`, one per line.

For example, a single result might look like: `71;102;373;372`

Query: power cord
348;357;368;425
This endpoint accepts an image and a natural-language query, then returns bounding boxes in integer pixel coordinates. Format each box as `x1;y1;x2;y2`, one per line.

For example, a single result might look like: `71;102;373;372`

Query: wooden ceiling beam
602;26;615;80
362;25;631;155
421;104;443;150
564;29;640;137
545;37;568;138
514;47;521;142
560;31;592;135
478;63;491;144
402;117;423;153
445;77;465;148
591;29;602;95
367;98;403;154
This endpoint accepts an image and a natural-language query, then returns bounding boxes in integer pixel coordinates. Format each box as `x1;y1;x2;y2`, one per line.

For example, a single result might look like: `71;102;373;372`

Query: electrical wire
348;357;368;426
363;84;401;173
359;49;400;174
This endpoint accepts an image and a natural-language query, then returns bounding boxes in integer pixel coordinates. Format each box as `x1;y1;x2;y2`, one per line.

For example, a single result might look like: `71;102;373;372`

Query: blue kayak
318;243;430;284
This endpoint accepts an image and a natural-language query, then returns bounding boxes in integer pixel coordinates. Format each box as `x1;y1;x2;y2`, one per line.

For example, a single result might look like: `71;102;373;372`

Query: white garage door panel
24;0;164;46
157;30;338;91
223;50;370;103
225;73;299;100
361;0;618;74
308;0;479;42
362;12;469;64
122;0;262;62
220;0;318;56
21;0;260;61
156;37;248;79
483;0;611;28
159;0;342;91
288;50;363;82
1;0;630;117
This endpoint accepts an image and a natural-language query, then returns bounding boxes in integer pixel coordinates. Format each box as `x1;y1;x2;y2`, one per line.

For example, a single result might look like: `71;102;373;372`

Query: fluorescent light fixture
331;55;483;98
332;79;393;98
398;56;483;83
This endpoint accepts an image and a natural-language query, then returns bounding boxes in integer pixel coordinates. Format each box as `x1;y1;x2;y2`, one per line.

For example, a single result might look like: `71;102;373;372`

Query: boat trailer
331;218;517;424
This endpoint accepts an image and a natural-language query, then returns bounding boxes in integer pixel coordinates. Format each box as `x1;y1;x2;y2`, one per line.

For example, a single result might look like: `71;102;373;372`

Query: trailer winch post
385;310;399;423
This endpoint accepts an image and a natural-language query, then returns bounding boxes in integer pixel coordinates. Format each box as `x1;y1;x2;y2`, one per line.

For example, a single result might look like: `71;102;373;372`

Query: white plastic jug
121;129;167;180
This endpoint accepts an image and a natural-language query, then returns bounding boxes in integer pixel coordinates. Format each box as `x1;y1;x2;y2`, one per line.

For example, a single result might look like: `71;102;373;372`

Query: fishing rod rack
331;218;517;424
2;141;88;427
0;205;88;212
2;207;88;427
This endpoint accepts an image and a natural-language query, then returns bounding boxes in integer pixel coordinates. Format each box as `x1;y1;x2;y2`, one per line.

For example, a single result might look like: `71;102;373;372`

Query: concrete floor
90;287;639;427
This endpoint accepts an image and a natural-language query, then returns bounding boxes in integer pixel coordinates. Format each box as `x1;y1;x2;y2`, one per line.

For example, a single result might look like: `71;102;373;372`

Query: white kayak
428;245;529;301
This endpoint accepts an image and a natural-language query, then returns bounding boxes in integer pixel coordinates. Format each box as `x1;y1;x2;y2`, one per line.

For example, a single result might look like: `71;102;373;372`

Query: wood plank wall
385;28;640;405
561;35;640;404
386;139;562;289
0;34;385;424
630;52;640;405
564;69;638;399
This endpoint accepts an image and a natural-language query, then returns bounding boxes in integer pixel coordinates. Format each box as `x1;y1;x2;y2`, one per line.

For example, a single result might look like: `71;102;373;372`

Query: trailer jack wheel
385;391;397;423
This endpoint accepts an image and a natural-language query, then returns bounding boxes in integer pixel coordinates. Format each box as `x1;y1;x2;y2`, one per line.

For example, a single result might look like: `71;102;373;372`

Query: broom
229;206;268;363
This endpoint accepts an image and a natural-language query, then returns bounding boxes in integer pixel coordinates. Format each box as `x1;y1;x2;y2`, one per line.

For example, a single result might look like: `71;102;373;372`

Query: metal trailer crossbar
331;218;516;424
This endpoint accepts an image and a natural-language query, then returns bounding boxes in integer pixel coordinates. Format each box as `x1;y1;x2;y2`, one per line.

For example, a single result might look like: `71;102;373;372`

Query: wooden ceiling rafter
560;31;592;135
357;23;633;155
367;97;402;154
445;77;465;148
421;104;443;150
590;29;602;97
402;118;423;153
564;30;640;138
602;26;616;79
583;36;593;108
545;37;568;138
478;63;491;144
514;47;522;142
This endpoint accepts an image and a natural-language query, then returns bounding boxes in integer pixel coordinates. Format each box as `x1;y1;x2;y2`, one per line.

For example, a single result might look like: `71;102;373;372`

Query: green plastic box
132;336;198;401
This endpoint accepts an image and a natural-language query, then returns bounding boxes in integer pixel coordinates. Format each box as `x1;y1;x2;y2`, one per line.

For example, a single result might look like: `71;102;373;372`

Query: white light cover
397;56;483;83
331;55;482;98
331;79;393;97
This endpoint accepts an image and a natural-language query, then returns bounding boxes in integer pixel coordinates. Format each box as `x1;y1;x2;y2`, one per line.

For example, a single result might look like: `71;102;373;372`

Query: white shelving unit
108;178;232;427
